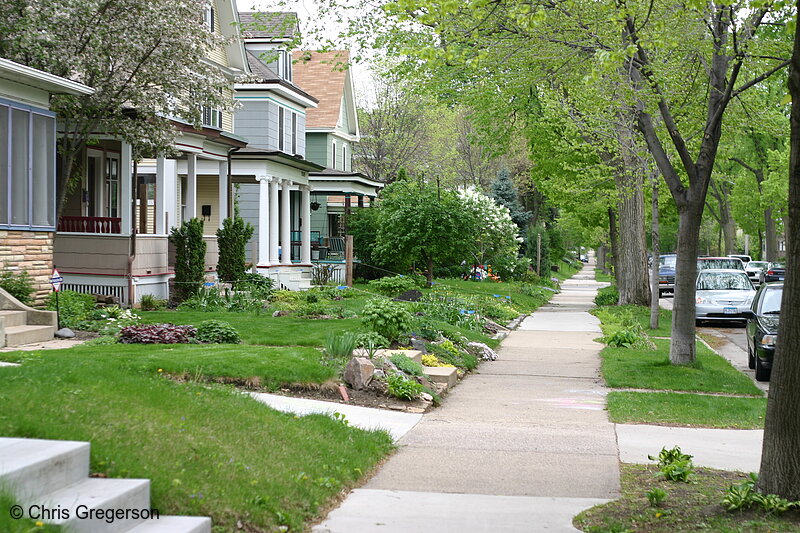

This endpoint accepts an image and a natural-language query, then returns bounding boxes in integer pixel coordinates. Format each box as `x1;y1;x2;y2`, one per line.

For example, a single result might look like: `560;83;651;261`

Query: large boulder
343;357;375;391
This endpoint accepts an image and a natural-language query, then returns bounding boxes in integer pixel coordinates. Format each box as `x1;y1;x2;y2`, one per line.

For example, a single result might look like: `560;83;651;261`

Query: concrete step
125;516;212;533
4;324;56;346
423;366;458;389
43;477;150;533
0;310;27;327
0;438;90;501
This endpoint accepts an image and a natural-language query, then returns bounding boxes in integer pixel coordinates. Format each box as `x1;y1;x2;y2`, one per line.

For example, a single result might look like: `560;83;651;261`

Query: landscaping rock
420;392;433;402
467;341;499;361
410;338;428;353
343;357;375;391
395;289;423;302
272;310;289;317
55;328;75;339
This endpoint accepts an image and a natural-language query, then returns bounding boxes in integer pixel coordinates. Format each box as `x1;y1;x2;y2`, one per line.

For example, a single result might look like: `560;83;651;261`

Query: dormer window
204;5;215;32
202;105;222;129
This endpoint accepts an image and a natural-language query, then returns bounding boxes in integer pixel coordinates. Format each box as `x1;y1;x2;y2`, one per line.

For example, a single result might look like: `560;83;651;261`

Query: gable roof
245;51;280;81
239;12;299;40
291;50;350;130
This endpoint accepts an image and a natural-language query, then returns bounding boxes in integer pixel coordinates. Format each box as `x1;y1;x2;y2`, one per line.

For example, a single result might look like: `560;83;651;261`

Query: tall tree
0;0;232;214
758;0;800;500
491;168;531;230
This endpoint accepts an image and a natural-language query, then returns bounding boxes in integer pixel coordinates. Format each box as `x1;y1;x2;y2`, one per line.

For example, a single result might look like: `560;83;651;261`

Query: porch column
280;179;292;265
269;177;279;265
257;176;270;266
156;157;177;234
120;143;132;235
344;192;352;234
186;153;197;220
301;185;312;264
357;194;364;208
218;160;229;221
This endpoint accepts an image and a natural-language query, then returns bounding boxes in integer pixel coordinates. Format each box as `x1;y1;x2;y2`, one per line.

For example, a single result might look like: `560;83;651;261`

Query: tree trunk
614;144;651;306
650;174;660;330
765;207;779;261
597;245;607;273
608;207;619;288
425;253;434;287
757;2;800;498
669;201;703;364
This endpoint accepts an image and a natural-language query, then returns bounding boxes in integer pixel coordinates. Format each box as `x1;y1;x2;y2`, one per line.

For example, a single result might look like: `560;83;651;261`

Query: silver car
745;261;769;283
695;269;756;325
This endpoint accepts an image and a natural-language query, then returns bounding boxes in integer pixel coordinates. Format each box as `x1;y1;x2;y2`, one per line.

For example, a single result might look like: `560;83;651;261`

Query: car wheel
755;357;771;382
695;319;703;327
748;346;755;369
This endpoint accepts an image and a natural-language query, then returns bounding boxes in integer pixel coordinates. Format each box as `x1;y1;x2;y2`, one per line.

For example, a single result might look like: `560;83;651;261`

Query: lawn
601;339;762;396
575;464;800;532
593;304;673;338
0;348;391;532
594;268;615;283
607;391;767;429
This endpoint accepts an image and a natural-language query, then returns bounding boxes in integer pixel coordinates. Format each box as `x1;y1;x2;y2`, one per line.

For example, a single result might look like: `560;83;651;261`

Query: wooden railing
57;216;122;234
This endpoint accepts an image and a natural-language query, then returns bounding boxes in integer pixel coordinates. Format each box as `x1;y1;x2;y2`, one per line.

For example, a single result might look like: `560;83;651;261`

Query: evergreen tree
491;169;531;229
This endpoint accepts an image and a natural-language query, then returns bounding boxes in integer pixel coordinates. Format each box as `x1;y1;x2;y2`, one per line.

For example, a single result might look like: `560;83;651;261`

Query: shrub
389;353;425;376
216;212;254;282
233;274;274;298
296;302;332;318
196;319;240;344
361;298;413;343
422;354;455;367
368;275;418;297
386;374;424;401
139;294;166;311
119;324;196;344
0;268;34;305
46;290;96;329
594;285;619;306
356;332;389;349
170;218;206;301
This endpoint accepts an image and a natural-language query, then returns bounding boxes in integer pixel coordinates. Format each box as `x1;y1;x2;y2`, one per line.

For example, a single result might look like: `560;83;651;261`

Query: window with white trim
202;105;222;129
278;107;285;151
291;112;297;154
332;141;337;169
342;145;347;172
0;100;56;229
203;6;215;32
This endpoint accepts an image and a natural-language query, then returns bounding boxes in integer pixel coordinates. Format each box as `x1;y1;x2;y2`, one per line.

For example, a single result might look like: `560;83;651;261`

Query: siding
306;134;328;168
296;114;306;158
196;175;220;233
236;183;260;265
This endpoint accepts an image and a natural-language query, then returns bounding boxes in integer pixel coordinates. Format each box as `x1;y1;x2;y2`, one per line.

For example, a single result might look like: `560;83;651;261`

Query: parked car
759;262;786;284
728;254;752;266
695;269;756;325
745;261;769;283
743;282;783;382
657;253;677;296
697;256;746;272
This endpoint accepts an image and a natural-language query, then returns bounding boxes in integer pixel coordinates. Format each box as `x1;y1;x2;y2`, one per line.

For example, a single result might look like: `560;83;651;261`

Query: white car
745;261;769;283
695;269;756;325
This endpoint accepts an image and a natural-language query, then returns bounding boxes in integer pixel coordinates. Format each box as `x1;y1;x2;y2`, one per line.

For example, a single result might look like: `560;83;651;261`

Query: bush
296;301;332;318
0;268;34;305
139;294;166;311
426;340;478;370
178;286;268;313
386;374;424;401
170;218;206;301
594;285;619;306
361;298;413;343
46;290;96;329
389;353;425;376
119;324;196;344
356;332;389;349
216;213;254;282
368;275;418;297
648;446;695;483
422;354;455;367
233;273;274;298
196;319;240;344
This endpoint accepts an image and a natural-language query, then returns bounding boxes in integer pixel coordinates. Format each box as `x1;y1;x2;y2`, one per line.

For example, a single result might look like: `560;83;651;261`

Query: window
0;101;56;229
342;145;347;172
332;141;337;169
202;105;222;129
203;6;215;32
278;107;285;151
105;157;119;218
291;113;297;154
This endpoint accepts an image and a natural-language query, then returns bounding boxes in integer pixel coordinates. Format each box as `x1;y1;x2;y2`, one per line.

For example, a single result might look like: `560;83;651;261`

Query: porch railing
57;216;122;234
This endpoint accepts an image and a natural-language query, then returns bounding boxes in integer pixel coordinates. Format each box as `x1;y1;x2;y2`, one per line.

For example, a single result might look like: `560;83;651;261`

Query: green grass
594;268;615;283
593;304;673;338
601;339;762;396
0;349;392;532
607;391;767;429
430;278;552;314
0;492;61;532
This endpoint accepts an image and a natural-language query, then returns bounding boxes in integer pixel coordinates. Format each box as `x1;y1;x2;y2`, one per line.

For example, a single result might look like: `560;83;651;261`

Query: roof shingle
291;50;350;129
239;12;298;40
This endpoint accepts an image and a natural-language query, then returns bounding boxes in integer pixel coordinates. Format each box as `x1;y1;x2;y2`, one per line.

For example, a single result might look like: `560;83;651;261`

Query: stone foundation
0;230;55;306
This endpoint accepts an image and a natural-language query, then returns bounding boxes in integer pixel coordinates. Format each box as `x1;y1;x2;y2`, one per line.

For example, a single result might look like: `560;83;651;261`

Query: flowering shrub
119;324;196;344
458;188;522;273
422;354;455;367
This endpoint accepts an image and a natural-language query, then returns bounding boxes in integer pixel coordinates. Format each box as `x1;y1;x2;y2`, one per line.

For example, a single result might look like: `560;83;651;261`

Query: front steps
0;438;211;533
0;288;57;348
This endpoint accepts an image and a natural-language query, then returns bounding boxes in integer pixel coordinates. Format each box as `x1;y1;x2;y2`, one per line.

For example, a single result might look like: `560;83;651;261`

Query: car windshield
748;261;768;270
697;258;743;270
770;263;786;270
760;287;783;314
659;256;676;268
697;272;753;290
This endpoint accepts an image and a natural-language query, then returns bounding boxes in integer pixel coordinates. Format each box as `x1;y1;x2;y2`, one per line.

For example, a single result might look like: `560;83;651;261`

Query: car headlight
761;334;777;347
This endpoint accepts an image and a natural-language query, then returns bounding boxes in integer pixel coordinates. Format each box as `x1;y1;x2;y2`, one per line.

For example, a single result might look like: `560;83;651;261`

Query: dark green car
743;282;783;382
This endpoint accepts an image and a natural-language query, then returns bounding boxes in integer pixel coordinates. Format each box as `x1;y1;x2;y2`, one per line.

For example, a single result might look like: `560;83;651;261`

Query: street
658;296;769;393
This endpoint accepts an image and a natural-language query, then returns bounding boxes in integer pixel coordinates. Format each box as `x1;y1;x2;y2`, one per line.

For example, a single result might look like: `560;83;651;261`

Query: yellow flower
157;368;163;373
35;522;44;527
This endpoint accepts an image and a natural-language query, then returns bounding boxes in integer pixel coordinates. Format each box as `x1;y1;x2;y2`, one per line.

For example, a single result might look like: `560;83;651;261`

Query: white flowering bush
458;188;522;267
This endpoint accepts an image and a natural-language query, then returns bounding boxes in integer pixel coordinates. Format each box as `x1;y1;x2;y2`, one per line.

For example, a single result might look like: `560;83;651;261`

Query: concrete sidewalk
314;262;618;533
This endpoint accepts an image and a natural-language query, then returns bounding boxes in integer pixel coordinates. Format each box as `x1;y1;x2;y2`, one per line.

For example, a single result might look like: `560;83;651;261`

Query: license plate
724;307;737;314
